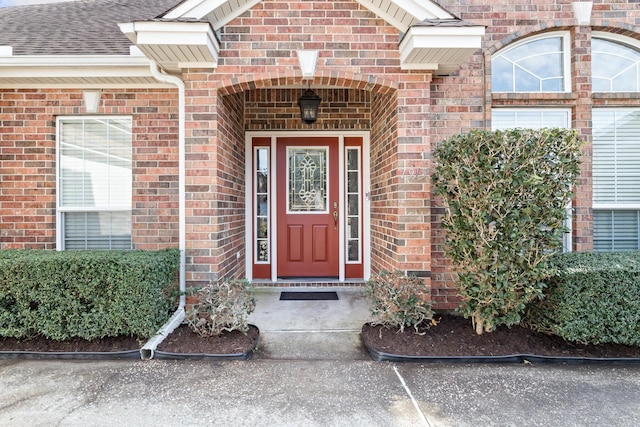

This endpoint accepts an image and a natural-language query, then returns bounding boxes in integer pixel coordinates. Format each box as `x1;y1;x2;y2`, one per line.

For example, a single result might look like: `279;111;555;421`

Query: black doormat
279;291;339;301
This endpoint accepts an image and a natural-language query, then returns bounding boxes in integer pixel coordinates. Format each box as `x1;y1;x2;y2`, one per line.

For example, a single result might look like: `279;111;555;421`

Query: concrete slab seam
393;364;432;427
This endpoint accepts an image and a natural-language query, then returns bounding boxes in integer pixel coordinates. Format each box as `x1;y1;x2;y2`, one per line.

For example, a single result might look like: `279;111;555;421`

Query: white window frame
592;31;640;93
56;116;132;250
492;31;571;93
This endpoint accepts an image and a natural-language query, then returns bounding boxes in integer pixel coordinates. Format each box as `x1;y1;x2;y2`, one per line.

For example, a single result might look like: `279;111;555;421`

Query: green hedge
0;249;179;340
525;252;640;346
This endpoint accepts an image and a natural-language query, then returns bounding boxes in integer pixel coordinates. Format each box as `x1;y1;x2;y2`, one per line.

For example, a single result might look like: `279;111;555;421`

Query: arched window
492;33;570;93
592;35;640;92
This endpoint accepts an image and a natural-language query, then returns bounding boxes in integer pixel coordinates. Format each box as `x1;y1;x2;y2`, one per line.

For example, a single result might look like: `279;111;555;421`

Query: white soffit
0;56;170;88
164;0;262;30
399;25;485;75
355;0;453;32
119;21;219;73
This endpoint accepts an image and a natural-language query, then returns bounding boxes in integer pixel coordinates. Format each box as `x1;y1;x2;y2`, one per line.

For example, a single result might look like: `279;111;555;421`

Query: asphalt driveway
1;359;639;426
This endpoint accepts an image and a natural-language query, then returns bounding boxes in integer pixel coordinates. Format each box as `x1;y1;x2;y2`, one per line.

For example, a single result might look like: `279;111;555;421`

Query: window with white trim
56;117;132;250
593;109;640;251
492;33;570;93
592;35;640;92
346;147;361;263
491;108;572;252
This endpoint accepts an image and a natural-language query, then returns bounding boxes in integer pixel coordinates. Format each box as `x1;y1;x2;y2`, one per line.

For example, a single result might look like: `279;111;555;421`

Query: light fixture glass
298;88;321;125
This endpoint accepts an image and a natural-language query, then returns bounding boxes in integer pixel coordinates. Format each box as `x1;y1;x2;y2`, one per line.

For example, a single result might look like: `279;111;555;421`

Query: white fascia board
132;21;219;48
402;25;486;40
399;26;484;60
0;55;169;84
164;0;227;19
0;55;151;69
392;0;454;20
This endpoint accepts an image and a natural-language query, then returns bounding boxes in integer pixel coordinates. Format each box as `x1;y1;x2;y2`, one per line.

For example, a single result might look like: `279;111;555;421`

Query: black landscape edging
0;349;141;360
151;348;255;361
363;338;640;364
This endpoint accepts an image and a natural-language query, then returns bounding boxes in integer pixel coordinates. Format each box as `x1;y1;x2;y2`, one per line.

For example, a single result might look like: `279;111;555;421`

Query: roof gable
162;0;453;32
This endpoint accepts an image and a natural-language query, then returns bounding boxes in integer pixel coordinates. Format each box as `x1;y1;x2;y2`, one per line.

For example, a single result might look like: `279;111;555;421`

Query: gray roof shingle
0;0;182;55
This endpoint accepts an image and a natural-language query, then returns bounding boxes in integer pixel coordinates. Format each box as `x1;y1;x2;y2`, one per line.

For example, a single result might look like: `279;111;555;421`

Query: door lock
333;210;338;229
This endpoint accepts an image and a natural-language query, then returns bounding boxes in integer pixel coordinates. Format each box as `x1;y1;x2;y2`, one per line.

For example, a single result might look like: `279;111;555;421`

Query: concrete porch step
254;330;370;360
248;287;372;360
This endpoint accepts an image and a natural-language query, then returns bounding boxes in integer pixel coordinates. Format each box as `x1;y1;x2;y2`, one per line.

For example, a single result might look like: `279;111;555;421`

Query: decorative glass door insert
287;147;328;213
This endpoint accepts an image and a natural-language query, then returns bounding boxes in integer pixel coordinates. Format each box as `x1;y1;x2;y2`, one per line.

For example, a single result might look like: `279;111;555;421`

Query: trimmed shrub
433;128;582;334
365;270;433;333
524;252;640;346
185;279;256;337
0;249;179;340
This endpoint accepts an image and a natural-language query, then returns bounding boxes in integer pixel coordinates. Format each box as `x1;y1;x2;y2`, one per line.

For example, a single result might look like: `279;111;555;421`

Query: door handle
333;210;338;229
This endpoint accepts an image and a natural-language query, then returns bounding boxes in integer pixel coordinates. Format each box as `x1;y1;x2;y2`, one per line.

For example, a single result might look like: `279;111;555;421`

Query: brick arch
486;22;575;56
216;69;399;97
592;23;640;43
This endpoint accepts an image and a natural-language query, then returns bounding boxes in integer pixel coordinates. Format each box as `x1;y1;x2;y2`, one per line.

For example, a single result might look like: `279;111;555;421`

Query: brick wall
245;88;370;130
370;91;398;273
428;0;640;307
0;88;179;251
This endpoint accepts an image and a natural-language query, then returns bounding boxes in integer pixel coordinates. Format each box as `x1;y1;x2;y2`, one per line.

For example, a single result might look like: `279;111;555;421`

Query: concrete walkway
1;359;640;426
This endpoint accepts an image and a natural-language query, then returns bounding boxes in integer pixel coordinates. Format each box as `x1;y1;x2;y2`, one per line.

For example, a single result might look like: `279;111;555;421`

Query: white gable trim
164;0;262;30
164;0;454;32
356;0;453;32
165;0;227;19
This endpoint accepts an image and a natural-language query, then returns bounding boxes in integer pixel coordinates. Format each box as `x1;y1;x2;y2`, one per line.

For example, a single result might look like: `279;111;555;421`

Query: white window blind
592;108;640;251
593;210;640;251
492;109;570;130
57;117;132;250
593;109;640;205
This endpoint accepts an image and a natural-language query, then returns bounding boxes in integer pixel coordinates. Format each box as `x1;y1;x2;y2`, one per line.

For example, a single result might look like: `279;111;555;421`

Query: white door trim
245;131;371;282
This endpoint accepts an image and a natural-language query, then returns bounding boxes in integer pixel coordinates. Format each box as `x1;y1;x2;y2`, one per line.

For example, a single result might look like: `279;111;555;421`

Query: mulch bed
362;313;640;359
156;325;259;355
0;325;259;356
3;315;638;360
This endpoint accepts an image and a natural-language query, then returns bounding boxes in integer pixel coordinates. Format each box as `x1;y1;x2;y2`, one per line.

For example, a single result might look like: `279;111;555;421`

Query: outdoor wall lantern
298;88;321;125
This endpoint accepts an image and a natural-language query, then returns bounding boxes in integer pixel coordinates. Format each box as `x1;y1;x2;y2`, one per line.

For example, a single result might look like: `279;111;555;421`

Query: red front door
276;137;339;278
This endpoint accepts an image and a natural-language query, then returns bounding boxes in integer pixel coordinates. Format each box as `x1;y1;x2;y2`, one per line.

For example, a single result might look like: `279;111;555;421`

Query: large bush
0;249;179;340
433;128;582;334
365;270;433;333
525;252;640;346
